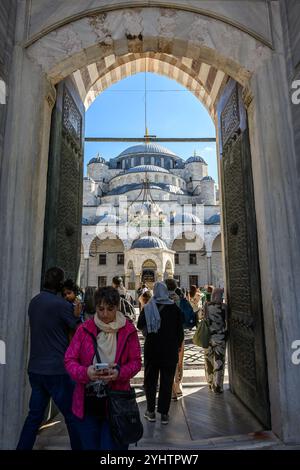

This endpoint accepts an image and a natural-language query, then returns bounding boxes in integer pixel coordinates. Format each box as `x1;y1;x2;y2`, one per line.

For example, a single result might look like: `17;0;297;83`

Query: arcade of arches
0;0;300;449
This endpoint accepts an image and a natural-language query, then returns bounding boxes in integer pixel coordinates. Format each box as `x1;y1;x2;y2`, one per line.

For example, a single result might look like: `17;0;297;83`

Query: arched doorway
1;3;300;447
141;259;157;288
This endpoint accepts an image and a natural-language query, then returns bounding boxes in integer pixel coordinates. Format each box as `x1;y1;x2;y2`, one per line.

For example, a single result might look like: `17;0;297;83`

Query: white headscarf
144;281;173;334
93;311;126;364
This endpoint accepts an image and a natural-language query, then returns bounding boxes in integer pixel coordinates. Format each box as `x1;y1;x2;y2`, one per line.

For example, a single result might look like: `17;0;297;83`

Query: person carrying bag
65;286;142;450
84;326;143;446
192;303;211;348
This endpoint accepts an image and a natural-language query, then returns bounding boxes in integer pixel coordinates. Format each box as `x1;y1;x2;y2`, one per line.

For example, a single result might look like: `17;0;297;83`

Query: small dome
131;236;167;250
171;213;201;224
205;213;220;224
118;143;178;158
201;176;215;182
88;153;106;165
126;165;169;174
185;155;207;165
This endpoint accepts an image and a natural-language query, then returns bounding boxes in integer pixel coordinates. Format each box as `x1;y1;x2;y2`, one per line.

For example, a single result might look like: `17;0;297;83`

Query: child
62;279;83;322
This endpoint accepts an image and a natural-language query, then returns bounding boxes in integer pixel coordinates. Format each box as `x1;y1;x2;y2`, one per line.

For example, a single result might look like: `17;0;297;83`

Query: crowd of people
17;267;227;451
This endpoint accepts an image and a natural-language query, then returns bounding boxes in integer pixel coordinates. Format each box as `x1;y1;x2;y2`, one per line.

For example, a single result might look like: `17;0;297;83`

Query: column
206;252;212;285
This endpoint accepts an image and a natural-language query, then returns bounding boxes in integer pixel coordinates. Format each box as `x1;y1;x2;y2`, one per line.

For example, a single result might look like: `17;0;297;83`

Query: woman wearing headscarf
137;281;184;425
202;287;227;394
64;286;141;450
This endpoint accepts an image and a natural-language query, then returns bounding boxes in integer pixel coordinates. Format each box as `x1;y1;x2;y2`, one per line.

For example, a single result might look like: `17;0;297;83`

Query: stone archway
1;2;300;448
85;234;125;288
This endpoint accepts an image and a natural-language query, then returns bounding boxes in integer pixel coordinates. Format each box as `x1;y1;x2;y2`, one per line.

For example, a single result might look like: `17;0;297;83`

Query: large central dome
118;143;178;158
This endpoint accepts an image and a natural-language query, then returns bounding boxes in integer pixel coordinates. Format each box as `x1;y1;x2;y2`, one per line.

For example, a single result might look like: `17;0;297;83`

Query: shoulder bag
85;328;143;445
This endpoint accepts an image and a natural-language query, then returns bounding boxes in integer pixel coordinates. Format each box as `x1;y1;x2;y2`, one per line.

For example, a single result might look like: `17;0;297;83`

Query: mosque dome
170;213;201;224
88;153;107;165
201;176;215;182
185;155;207;165
118;143;178;158
126;165;169;174
131;236;167;250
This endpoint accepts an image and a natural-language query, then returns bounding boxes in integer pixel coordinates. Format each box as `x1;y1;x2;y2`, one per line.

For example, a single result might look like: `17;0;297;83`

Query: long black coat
137;303;184;366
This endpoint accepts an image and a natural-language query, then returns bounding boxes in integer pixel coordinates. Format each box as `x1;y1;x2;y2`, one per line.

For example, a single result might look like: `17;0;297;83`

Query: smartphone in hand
94;363;110;373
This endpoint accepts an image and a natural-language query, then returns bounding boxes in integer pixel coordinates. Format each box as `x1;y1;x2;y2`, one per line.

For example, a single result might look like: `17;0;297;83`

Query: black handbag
106;387;143;446
84;327;143;445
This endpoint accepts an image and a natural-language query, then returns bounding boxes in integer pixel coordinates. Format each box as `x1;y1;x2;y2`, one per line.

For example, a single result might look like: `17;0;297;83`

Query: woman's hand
73;299;82;318
102;363;119;383
87;365;108;381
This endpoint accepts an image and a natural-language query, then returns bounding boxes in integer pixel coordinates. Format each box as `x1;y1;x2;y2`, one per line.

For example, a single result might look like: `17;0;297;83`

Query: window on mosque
175;253;179;265
189;275;198;287
189;253;197;265
98;276;107;287
99;253;107;265
117;253;124;265
145;156;151;165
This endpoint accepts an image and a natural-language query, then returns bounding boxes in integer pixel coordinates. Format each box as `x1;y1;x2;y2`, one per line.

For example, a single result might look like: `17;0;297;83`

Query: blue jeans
75;414;128;451
17;373;81;450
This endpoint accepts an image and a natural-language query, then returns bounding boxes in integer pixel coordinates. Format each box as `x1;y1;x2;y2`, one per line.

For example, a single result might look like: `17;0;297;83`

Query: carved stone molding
242;84;254;109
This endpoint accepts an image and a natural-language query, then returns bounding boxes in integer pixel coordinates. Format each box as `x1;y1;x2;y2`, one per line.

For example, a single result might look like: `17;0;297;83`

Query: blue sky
84;72;218;182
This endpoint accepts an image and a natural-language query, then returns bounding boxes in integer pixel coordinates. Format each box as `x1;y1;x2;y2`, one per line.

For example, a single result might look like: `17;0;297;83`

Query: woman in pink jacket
65;286;141;450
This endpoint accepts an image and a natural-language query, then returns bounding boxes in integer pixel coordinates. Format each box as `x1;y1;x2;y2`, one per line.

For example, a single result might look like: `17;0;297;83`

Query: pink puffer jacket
64;318;141;419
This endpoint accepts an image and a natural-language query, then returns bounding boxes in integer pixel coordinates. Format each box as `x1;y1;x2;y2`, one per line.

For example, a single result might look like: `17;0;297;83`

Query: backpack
120;295;136;322
179;297;197;329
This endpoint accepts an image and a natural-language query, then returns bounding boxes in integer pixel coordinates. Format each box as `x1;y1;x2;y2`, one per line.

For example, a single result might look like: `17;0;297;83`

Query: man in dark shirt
17;267;81;450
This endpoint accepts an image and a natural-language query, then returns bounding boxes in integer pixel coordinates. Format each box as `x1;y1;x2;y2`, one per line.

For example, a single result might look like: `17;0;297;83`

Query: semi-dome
185;155;207;165
118;143;178;158
126;165;169;174
205;213;220;224
131;236;167;250
88;153;106;165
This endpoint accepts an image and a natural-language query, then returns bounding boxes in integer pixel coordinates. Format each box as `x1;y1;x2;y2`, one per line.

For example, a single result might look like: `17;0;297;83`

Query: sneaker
144;411;156;422
161;414;169;425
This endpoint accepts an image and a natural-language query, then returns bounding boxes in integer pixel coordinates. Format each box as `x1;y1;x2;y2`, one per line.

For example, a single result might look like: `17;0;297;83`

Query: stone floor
34;383;284;450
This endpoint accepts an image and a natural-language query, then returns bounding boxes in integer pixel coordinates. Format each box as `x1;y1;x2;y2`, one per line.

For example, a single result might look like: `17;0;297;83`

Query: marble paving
34;384;282;450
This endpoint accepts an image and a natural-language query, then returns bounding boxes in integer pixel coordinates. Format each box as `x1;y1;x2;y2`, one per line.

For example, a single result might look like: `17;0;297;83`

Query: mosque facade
80;143;223;295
